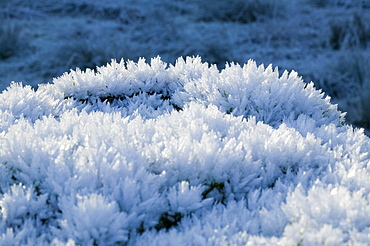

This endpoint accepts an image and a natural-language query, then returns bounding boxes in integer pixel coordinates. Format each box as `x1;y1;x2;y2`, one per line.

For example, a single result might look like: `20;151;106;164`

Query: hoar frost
0;56;369;245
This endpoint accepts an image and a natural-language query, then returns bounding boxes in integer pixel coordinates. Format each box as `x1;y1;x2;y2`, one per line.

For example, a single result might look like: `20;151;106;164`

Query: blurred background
0;0;369;132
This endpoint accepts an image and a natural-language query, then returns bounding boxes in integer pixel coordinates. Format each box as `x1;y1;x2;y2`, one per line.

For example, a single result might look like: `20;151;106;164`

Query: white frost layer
0;57;369;245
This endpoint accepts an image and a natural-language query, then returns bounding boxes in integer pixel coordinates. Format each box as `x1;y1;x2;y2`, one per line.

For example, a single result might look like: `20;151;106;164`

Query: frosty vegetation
0;56;369;245
1;0;370;131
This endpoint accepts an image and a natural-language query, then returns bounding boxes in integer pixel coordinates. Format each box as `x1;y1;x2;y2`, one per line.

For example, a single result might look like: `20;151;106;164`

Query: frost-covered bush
0;56;370;245
195;0;285;23
310;50;370;131
306;0;369;8
54;37;129;73
2;0;122;19
329;11;370;50
0;21;26;60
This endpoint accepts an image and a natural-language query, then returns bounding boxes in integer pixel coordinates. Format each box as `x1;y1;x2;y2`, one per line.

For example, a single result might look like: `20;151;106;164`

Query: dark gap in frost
202;180;229;205
64;90;183;111
155;211;183;231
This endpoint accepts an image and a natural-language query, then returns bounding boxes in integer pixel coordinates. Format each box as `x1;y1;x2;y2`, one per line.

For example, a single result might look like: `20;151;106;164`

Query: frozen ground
1;0;369;130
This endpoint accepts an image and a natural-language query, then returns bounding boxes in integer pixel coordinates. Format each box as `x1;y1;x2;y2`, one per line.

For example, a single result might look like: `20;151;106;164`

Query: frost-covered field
1;0;370;245
0;0;370;130
0;56;369;245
